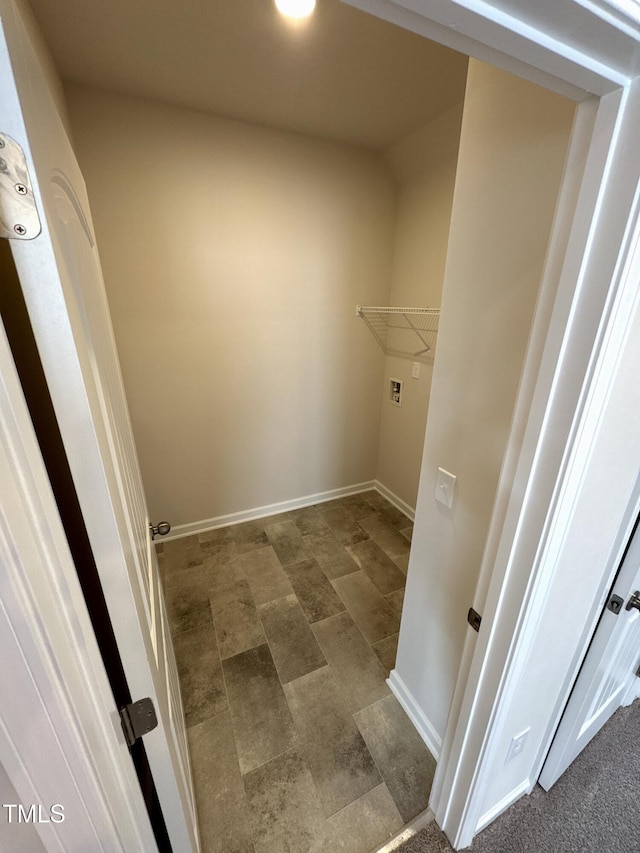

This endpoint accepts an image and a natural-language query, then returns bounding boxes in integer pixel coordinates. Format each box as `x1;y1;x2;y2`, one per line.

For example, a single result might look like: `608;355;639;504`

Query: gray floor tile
162;534;204;569
259;595;326;684
354;694;436;823
174;622;227;727
371;634;399;675
243;746;335;853
289;506;329;536
319;506;370;546
201;535;238;569
230;520;270;553
326;783;404;853
233;547;294;605
340;493;378;520
332;571;400;644
283;558;346;623
222;643;297;775
163;565;212;636
312;612;390;713
364;494;410;530
386;588;405;616
188;712;255;853
169;503;434;853
204;548;244;595
303;529;360;580
357;514;411;559
393;553;410;575
347;539;407;595
210;579;266;659
198;526;231;544
265;519;312;566
284;667;381;817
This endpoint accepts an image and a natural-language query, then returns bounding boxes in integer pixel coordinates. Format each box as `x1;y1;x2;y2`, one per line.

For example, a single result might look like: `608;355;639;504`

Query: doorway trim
348;0;640;847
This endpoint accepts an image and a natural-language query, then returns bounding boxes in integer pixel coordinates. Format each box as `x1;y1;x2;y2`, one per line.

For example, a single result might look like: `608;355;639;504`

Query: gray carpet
398;699;640;852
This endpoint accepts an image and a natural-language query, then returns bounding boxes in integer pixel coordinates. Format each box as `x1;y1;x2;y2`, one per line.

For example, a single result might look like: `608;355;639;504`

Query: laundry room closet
45;0;575;754
61;69;467;536
17;0;577;847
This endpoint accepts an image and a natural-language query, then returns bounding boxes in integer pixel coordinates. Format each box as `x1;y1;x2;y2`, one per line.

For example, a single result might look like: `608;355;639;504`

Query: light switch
435;467;456;509
411;362;420;379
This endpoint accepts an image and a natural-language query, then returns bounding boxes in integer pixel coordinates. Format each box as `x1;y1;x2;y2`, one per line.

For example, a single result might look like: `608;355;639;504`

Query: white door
539;515;640;790
0;1;198;850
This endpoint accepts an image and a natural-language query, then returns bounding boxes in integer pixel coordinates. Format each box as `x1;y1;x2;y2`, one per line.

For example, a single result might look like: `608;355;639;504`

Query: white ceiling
28;0;468;150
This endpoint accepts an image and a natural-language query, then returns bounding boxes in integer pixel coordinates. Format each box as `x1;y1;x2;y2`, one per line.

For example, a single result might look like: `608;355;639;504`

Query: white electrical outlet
435;467;456;509
411;362;420;379
506;727;530;762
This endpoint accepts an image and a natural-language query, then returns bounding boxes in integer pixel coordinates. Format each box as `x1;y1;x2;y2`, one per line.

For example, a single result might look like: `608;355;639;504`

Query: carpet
397;699;640;852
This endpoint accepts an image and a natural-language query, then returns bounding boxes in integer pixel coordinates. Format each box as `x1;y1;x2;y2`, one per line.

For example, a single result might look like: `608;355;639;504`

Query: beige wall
66;86;396;526
396;60;575;740
376;104;464;510
17;0;71;138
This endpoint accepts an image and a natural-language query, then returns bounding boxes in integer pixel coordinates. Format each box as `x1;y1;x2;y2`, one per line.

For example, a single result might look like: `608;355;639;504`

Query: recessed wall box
390;378;403;407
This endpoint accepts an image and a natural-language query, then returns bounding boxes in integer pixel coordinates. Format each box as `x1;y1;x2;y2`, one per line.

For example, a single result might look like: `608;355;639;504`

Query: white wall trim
163;481;377;540
163;479;415;541
475;779;531;835
374;480;416;522
388;669;442;760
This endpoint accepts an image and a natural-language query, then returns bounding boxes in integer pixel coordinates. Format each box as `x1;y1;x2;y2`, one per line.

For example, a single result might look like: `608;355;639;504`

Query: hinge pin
119;698;158;748
467;607;482;632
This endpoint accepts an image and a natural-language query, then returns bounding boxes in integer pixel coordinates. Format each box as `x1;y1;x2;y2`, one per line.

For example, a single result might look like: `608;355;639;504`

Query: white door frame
0;317;157;849
350;0;640;847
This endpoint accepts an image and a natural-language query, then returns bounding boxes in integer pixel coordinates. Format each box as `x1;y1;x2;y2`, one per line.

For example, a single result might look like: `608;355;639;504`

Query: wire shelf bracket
357;305;440;362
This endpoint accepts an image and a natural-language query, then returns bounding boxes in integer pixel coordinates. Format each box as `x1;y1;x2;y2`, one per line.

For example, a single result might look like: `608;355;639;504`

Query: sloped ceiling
28;0;468;149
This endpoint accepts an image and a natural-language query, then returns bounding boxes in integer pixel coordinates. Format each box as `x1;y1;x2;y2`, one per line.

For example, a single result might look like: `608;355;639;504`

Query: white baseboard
387;669;442;761
475;778;531;834
374;480;416;522
163;481;377;540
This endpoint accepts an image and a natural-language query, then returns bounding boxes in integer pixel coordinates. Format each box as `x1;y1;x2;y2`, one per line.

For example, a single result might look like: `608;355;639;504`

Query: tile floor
158;490;436;853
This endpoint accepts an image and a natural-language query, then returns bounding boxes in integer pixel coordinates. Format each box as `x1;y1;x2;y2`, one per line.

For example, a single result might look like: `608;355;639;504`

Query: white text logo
2;804;65;823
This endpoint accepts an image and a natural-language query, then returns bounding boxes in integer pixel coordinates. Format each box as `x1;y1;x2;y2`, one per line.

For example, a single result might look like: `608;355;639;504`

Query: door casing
349;0;640;848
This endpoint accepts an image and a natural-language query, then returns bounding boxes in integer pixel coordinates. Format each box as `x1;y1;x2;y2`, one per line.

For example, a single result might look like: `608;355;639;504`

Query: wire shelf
357;306;440;362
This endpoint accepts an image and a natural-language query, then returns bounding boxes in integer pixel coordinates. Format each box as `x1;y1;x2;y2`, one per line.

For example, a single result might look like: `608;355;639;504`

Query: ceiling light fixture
275;0;316;19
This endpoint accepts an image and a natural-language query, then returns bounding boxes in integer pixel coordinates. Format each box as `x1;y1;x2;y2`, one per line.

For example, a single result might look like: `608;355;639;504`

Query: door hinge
467;607;482;632
607;594;624;615
119;698;158;747
0;134;41;240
